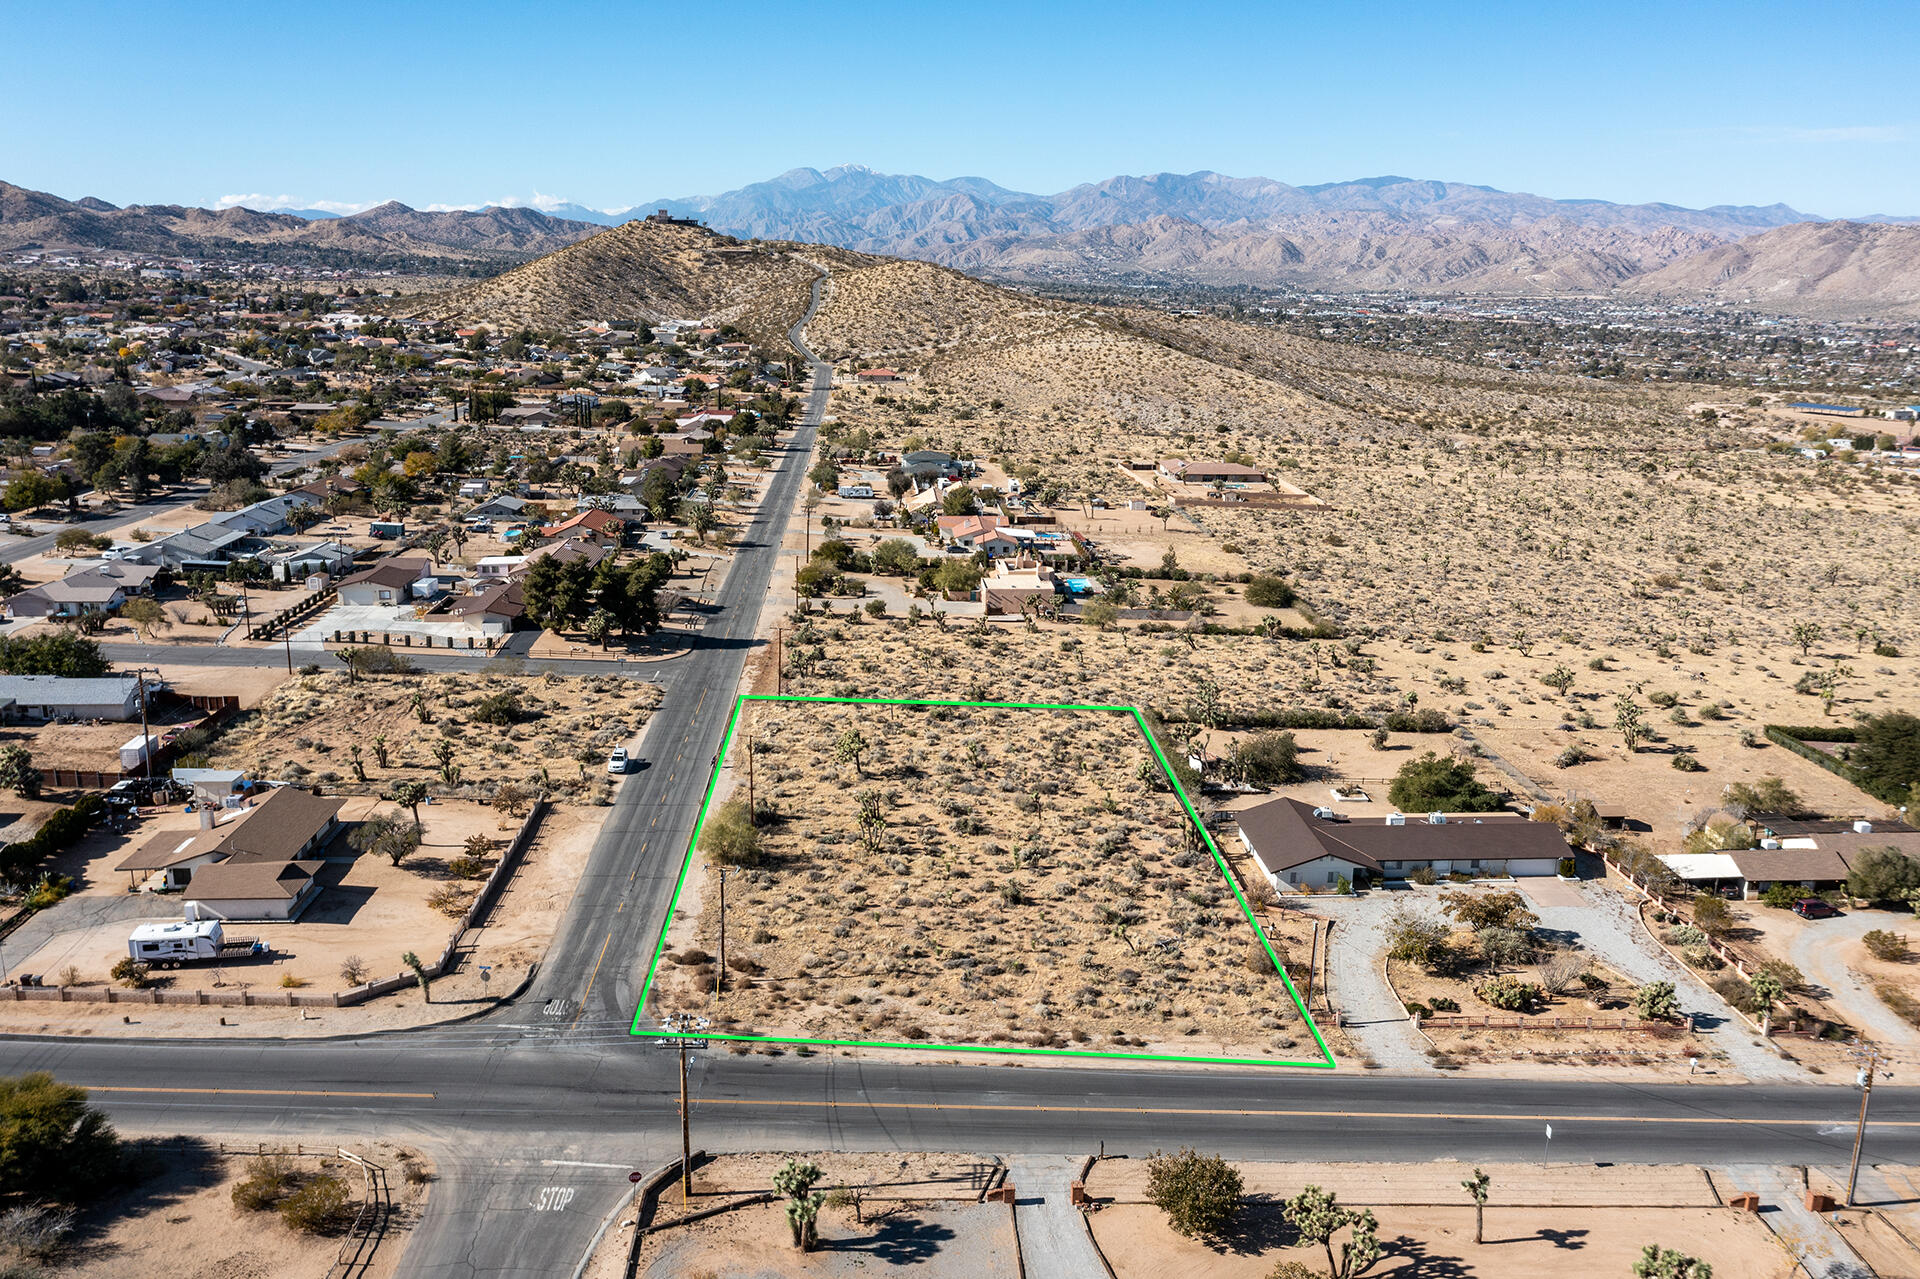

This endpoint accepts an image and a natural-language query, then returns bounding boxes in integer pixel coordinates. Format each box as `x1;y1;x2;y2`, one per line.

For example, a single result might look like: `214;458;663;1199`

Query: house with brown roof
335;556;436;606
1235;797;1565;890
112;785;344;916
538;508;625;547
1661;817;1920;899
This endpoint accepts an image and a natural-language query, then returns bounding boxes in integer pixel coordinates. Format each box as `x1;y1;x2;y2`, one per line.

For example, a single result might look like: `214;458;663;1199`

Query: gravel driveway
1778;907;1920;1052
1309;881;1806;1080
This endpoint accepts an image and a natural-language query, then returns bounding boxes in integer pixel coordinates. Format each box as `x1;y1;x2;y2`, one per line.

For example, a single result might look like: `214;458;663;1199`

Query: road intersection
1;278;1912;1275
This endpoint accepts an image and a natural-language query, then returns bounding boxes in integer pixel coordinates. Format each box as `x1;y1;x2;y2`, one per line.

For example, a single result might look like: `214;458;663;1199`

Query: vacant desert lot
651;699;1321;1061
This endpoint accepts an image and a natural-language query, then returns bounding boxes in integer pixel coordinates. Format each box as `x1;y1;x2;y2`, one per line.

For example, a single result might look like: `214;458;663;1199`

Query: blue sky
6;0;1917;218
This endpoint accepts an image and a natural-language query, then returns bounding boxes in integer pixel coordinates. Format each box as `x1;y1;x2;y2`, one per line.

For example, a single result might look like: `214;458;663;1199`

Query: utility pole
1304;919;1319;1012
1847;1049;1885;1207
132;668;159;781
746;737;755;823
774;628;783;695
679;1037;691;1205
283;625;294;675
715;867;727;1001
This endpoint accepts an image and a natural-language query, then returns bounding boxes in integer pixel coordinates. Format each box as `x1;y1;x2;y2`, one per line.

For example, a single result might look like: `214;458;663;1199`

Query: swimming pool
1064;577;1096;593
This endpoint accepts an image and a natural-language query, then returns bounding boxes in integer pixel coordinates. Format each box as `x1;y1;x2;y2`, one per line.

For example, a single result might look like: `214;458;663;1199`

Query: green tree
1461;1167;1490;1244
939;484;976;516
119;596;170;641
1848;845;1920;904
680;499;719;544
351;813;421;868
1387;752;1504;813
1081;598;1119;630
1541;664;1575;698
1846;712;1920;802
2;472;63;514
1145;1147;1243;1241
1789;621;1821;658
870;537;920;575
0;633;110;678
0;746;42;800
1634;1244;1712;1279
1723;775;1803;818
0;1073;121;1203
1384;908;1451;970
1282;1184;1379;1279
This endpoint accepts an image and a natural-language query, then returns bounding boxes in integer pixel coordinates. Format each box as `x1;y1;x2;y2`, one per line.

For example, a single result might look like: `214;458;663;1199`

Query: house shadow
305;864;377;925
818;1214;955;1264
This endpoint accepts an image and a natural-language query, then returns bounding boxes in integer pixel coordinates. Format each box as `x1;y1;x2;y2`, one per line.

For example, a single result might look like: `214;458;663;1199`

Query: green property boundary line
628;693;1338;1070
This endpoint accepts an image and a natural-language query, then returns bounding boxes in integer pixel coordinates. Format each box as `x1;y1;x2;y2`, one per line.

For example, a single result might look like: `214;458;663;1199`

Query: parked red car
1792;898;1841;920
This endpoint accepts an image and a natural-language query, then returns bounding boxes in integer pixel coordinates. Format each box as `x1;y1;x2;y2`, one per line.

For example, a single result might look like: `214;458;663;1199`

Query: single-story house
335;556;435;606
467;495;529;520
114;828;230;891
980;558;1061;616
183;858;325;921
1236;797;1564;890
900;450;961;480
0;673;143;722
538;508;625;546
3;571;128;620
448;580;525;635
939;514;1022;558
1158;458;1268;484
1659;817;1920;899
855;367;901;382
499;404;556;426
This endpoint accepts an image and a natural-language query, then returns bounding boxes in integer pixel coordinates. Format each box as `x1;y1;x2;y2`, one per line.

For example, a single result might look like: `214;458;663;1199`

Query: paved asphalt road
6;285;1911;1276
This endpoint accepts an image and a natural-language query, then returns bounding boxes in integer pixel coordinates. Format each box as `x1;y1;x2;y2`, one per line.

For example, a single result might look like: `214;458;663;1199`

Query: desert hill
1626;220;1920;318
0;180;602;272
397;220;882;350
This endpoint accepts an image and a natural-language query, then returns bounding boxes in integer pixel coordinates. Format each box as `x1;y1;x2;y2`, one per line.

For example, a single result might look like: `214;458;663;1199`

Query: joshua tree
1789;620;1821;657
773;1159;826;1252
402;951;432;1003
388;781;429;829
834;729;869;778
1542;664;1575;698
1461;1167;1490;1244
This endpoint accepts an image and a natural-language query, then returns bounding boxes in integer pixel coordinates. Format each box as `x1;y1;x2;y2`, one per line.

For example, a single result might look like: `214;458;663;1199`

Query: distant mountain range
5;168;1919;316
0;182;600;273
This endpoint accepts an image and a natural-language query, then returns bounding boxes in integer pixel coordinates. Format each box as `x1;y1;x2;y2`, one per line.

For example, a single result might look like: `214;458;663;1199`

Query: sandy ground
652;699;1323;1063
1092;1202;1791;1278
1087;1157;1789;1279
209;668;660;800
589;1152;1010;1279
0;800;605;1036
62;1139;426;1279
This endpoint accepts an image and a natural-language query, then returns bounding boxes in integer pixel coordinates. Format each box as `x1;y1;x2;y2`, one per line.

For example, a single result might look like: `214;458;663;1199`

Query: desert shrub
447;854;487;878
0;1074;120;1204
1553;745;1587;769
1476;975;1543;1011
1238;731;1302;785
1754;959;1805;993
1408;866;1437;886
1878;985;1920;1028
231;1154;297;1211
1671;753;1703;772
1682;944;1723;971
1668;924;1707;946
1647;690;1679;708
700;800;763;867
1691;894;1731;934
1864;929;1910;962
1632;980;1680;1021
1760;881;1800;909
1723;775;1804;817
1243;575;1295;608
472;690;521;725
108;957;149;990
1439;890;1536;933
1145;1147;1242;1240
1427;995;1459;1012
339;955;369;985
1557;857;1576;877
1477;926;1533;968
427;885;469;917
1383;909;1451;971
1387;752;1505;813
0;1203;75;1260
279;1171;351;1233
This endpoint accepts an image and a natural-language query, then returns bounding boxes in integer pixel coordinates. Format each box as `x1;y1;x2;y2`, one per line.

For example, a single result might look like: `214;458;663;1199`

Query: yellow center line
688;1097;1919;1126
81;1085;436;1100
572;930;615;1025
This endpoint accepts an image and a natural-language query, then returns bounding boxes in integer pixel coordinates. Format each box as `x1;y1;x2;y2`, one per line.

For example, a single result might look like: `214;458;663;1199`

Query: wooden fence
1415;1014;1688;1033
248;586;336;642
